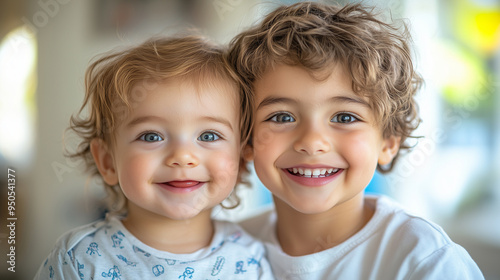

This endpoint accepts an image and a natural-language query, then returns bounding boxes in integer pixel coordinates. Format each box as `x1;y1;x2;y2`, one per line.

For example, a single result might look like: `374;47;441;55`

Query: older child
34;35;273;279
229;2;484;279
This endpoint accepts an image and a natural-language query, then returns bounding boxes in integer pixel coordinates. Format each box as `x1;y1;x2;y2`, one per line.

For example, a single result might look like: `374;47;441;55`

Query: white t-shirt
240;195;484;280
34;216;274;279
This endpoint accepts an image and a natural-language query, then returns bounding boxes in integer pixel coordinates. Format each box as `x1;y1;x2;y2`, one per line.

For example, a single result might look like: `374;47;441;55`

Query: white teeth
288;167;339;177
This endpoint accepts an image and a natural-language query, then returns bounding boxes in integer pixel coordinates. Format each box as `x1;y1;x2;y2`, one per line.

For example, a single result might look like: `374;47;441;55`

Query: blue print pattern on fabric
152;264;165;277
228;231;242;242
211;256;225;276
86;242;101;256
102;265;121;280
165;258;176;265
117;254;137;267
211;240;224;252
67;248;75;262
111;231;125;249
235;261;247;274
33;218;274;279
248;257;261;268
77;260;84;280
133;245;151;257
178;267;195;279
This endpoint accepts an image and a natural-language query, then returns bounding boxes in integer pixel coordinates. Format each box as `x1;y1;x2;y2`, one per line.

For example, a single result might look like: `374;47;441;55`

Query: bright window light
0;26;37;165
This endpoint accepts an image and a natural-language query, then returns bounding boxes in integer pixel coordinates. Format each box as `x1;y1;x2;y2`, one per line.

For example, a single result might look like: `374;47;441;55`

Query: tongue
167;181;201;188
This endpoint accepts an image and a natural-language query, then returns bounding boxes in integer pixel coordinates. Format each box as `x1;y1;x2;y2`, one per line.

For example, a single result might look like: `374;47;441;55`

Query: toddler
34;35;273;279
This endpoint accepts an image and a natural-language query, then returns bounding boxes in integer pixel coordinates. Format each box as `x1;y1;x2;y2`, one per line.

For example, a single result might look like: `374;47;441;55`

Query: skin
247;64;400;256
91;78;241;253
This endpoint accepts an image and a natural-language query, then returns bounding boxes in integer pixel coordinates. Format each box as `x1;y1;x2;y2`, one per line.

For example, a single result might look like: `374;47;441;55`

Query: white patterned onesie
34;216;274;279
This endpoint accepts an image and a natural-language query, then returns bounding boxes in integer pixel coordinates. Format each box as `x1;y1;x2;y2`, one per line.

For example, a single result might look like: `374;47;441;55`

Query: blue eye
198;131;220;142
331;113;358;123
140;132;163;142
269;113;295;123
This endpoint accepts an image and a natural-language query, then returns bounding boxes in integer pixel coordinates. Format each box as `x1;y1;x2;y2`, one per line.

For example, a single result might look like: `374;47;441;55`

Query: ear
242;144;254;162
378;135;401;166
90;138;118;185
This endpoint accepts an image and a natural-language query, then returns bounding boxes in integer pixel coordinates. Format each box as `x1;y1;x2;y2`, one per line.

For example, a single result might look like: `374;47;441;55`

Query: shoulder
367;195;454;252
50;219;109;257
406;242;484;279
366;195;483;278
34;219;110;279
372;195;453;246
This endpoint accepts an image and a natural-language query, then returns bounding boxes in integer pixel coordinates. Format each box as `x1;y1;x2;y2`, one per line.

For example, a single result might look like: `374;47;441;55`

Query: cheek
252;125;286;160
115;151;156;185
342;131;381;171
251;127;286;186
209;149;240;188
253;125;278;150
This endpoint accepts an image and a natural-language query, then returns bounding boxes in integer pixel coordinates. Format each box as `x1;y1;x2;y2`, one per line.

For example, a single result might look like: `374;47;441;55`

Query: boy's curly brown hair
67;35;251;214
228;2;423;173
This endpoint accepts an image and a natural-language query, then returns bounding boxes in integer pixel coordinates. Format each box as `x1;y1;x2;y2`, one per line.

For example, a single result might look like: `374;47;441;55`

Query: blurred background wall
0;0;499;279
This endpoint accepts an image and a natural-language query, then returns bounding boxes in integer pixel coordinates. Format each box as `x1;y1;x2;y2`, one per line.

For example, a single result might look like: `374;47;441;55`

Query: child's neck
122;203;214;254
274;193;374;256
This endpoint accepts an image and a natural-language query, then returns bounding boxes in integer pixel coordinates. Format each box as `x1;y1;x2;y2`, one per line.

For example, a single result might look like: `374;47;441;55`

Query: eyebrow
256;95;370;111
126;115;233;132
256;97;298;110
202;116;234;132
328;95;371;108
126;116;166;127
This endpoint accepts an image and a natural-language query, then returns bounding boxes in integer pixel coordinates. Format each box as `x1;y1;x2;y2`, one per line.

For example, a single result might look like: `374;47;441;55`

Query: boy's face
248;64;399;214
102;78;241;220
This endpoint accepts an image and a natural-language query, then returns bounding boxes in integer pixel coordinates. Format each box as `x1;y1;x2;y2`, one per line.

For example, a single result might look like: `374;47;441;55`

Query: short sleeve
408;243;484;280
33;247;83;280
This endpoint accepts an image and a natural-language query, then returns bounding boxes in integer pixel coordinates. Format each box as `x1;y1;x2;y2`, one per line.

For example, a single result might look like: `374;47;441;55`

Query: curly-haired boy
229;2;483;279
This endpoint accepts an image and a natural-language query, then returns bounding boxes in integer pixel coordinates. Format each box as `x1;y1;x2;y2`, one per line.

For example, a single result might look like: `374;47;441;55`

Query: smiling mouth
157;180;205;193
164;180;203;188
286;167;341;178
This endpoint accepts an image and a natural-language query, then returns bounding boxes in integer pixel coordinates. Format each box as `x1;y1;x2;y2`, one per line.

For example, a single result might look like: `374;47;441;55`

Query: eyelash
138;131;164;142
137;130;224;143
265;111;360;124
265;112;296;123
331;112;360;124
198;130;223;142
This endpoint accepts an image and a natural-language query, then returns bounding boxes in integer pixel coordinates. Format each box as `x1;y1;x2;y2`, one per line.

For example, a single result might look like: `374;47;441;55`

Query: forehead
254;64;354;99
144;77;237;107
256;63;379;106
125;74;236;102
110;77;239;128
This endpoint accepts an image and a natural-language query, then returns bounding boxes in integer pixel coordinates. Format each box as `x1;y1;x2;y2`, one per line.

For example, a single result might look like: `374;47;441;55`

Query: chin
289;201;335;215
164;205;205;220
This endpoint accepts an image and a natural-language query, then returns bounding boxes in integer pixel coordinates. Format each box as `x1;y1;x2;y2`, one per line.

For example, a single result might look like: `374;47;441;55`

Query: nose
293;125;331;155
165;146;199;167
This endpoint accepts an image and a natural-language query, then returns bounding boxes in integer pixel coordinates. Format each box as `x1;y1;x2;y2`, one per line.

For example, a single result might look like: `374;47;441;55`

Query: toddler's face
249;64;399;214
108;78;241;220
